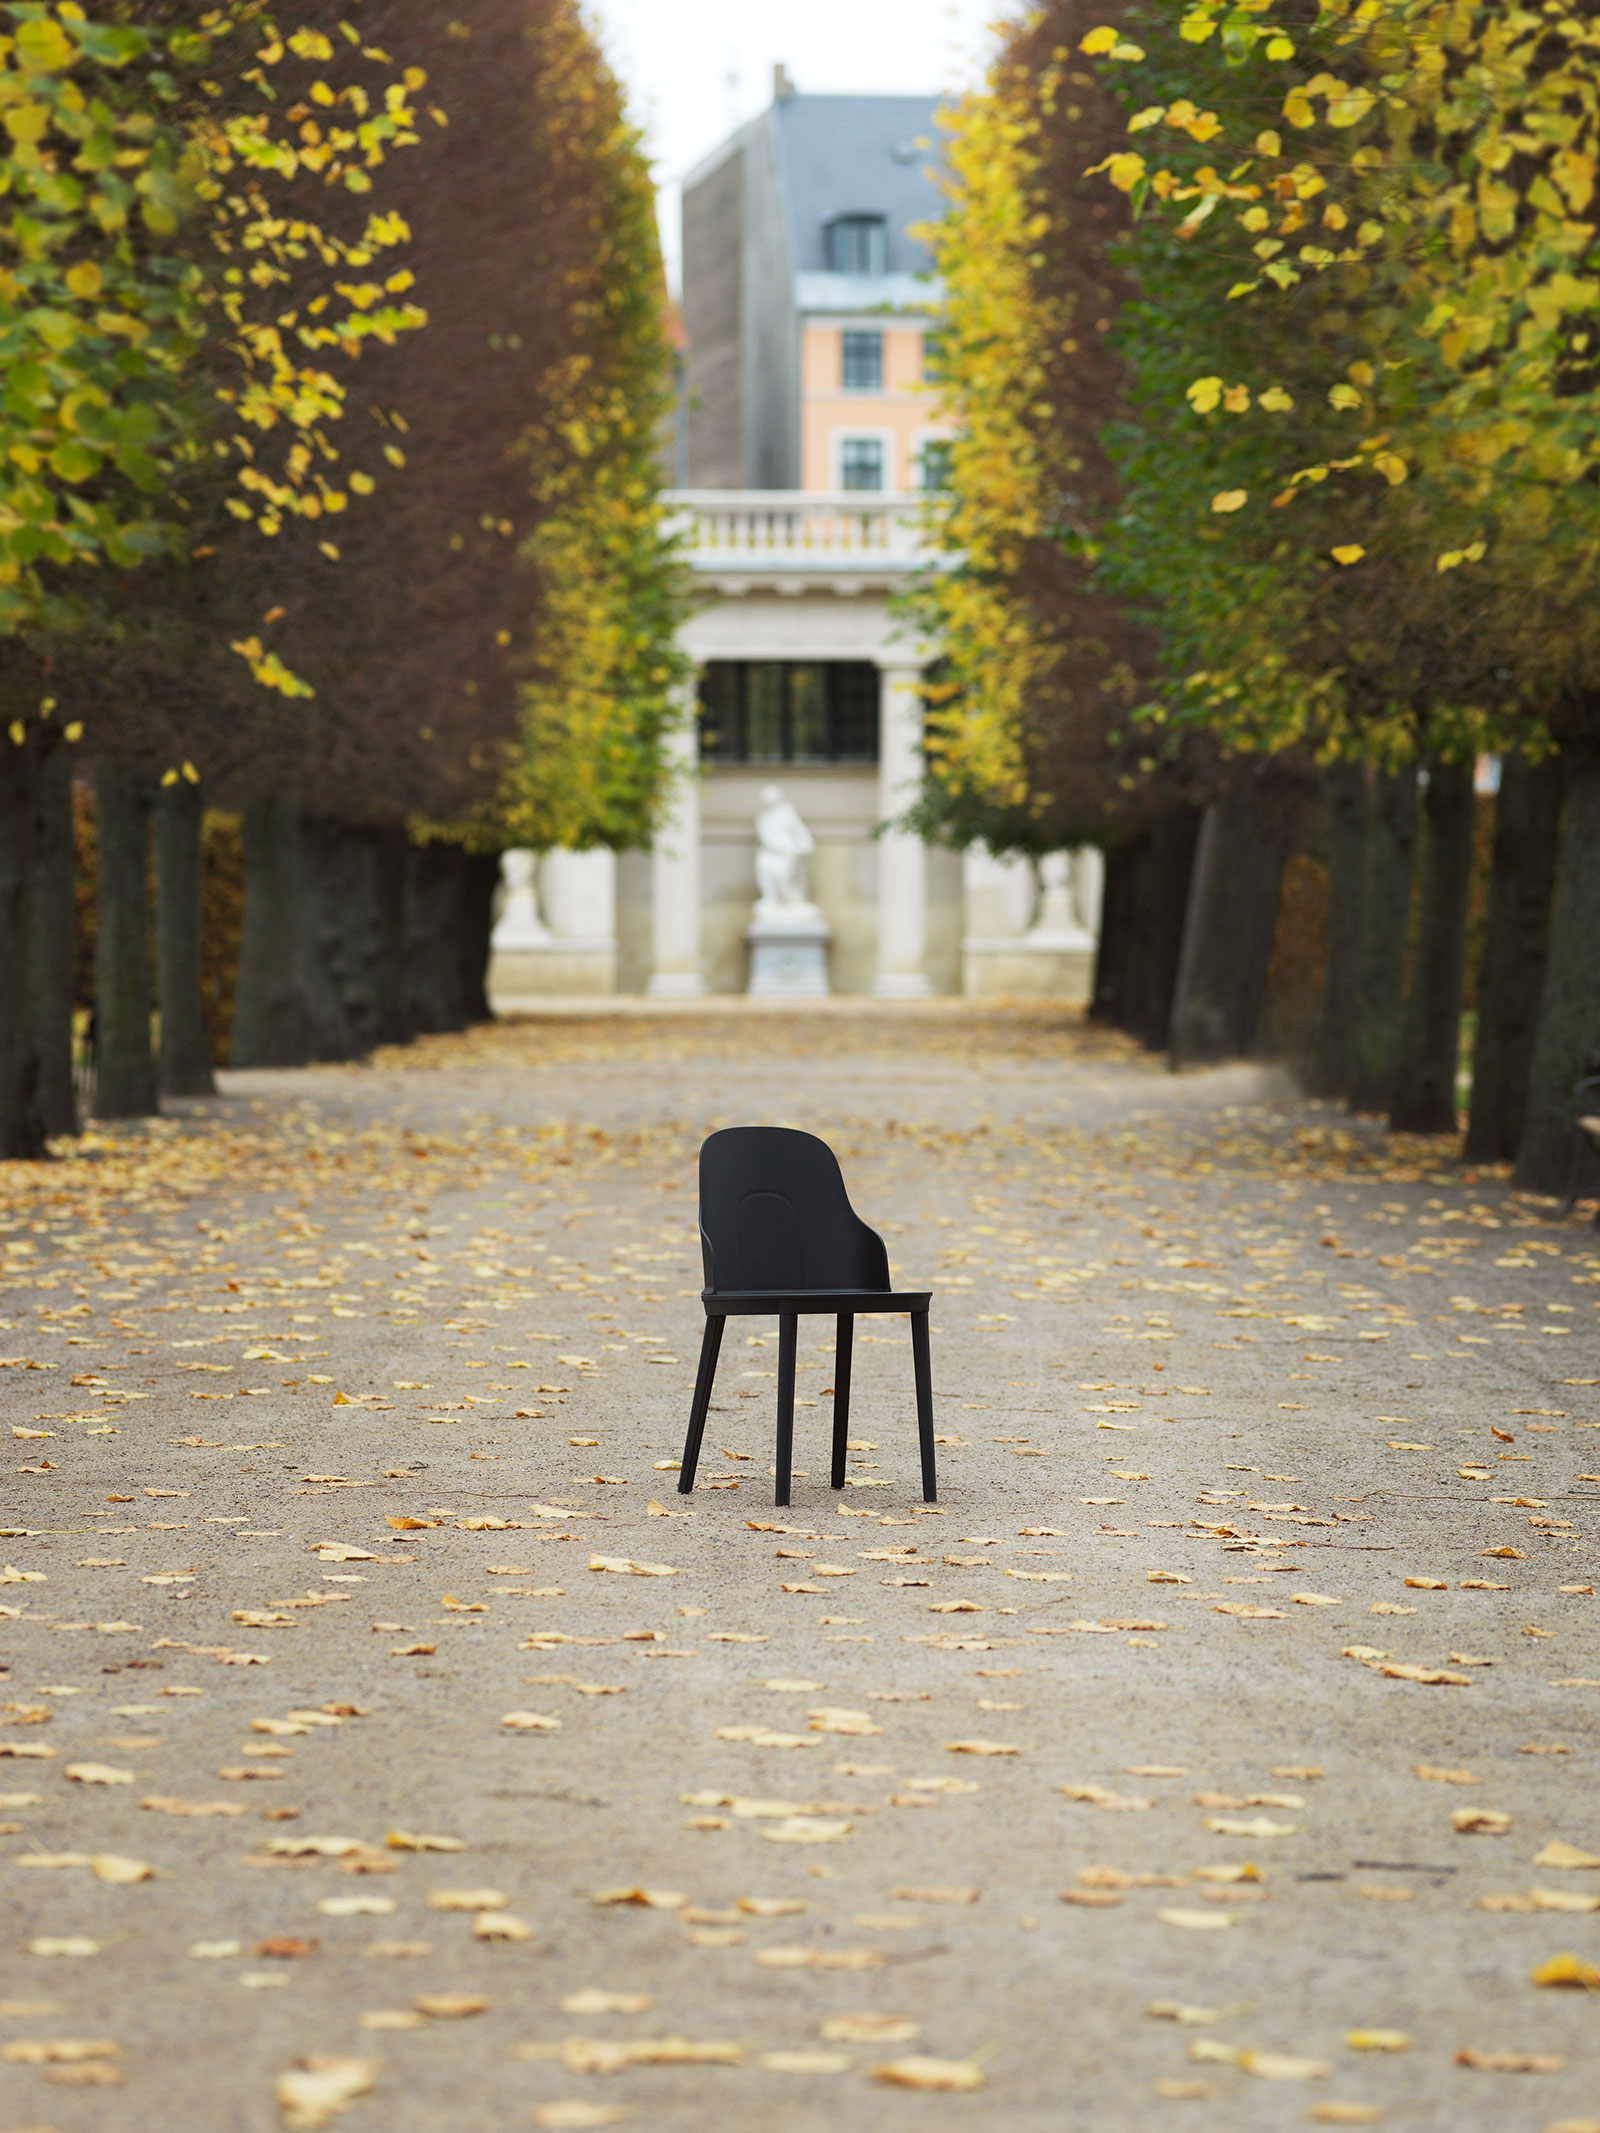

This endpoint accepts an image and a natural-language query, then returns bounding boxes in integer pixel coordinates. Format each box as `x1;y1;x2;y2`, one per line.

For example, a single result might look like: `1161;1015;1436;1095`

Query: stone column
873;662;931;998
647;694;706;998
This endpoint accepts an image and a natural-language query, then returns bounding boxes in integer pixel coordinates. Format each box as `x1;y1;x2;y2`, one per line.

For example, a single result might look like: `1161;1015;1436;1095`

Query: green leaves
69;22;149;70
47;438;97;482
13;17;80;76
0;1;426;678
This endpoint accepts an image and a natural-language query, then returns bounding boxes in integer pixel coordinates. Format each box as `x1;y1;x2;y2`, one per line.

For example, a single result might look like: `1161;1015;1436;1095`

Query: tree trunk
93;762;157;1120
232;796;307;1067
406;842;468;1034
1125;808;1202;1049
30;743;78;1138
460;852;500;1024
1169;769;1308;1065
297;819;384;1061
1305;762;1367;1099
375;825;411;1045
1345;763;1418;1114
155;776;216;1099
1389;757;1474;1133
1089;837;1139;1026
0;730;45;1158
1464;752;1563;1162
1515;742;1600;1194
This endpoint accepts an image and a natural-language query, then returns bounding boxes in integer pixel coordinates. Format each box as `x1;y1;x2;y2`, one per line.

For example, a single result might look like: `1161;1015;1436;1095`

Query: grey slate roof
772;94;944;276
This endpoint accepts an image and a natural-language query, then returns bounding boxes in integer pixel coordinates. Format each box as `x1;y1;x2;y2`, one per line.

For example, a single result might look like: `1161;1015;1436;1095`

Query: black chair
677;1126;936;1508
1557;1073;1600;1225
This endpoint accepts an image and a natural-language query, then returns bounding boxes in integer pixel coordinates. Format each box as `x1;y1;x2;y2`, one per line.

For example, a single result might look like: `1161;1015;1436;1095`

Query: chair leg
831;1314;854;1489
911;1308;937;1503
775;1311;798;1508
677;1317;723;1495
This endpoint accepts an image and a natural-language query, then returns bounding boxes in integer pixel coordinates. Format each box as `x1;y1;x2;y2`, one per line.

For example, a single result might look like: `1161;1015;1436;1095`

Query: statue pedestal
747;905;831;998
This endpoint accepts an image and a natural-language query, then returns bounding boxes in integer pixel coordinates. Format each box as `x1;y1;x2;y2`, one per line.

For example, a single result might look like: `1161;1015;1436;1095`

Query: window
839;436;886;492
841;329;883;392
828;214;887;276
699;663;880;764
918;438;954;491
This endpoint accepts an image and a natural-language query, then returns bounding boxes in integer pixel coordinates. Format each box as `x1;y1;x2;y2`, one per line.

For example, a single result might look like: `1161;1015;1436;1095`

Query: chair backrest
698;1126;890;1294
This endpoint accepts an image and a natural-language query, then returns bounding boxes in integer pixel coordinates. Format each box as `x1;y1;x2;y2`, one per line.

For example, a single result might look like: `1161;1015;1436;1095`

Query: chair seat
704;1288;932;1317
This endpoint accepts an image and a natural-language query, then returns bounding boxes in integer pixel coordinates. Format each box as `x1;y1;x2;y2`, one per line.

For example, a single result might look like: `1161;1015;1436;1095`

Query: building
489;77;1101;1005
680;75;949;497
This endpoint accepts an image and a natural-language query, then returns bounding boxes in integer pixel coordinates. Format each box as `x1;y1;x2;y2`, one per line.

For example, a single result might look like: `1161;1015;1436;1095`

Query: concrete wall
684;144;746;486
744;118;799;489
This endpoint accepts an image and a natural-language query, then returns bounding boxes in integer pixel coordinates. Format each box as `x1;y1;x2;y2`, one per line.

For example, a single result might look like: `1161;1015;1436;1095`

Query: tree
1082;0;1600;1171
0;2;426;1144
212;0;687;1065
1083;0;1595;1134
911;0;1159;859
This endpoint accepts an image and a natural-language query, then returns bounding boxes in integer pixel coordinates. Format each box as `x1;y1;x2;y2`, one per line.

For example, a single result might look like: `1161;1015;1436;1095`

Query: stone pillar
647;695;705;998
873;662;931;998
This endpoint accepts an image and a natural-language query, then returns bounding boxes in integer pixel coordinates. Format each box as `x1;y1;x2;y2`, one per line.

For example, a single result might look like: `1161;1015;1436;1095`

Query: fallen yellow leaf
2;2037;118;2065
1531;1951;1600;1989
821;2013;920;2044
475;1913;533;1941
413;1994;489;2019
1534;1841;1600;1871
1238;2049;1332;2079
871;2054;985;2091
274;2054;377;2130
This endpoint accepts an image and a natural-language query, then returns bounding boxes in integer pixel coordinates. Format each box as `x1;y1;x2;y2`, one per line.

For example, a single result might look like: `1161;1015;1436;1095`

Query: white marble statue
753;783;819;917
491;849;550;949
1025;849;1097;950
747;783;830;995
1035;851;1076;933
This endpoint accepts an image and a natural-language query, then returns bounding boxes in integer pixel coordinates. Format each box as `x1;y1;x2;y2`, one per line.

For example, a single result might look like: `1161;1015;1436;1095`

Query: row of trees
2;0;686;1158
919;0;1600;1193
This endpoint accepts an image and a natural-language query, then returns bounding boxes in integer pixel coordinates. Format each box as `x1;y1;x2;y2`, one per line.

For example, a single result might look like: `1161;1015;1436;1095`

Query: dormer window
828;214;887;276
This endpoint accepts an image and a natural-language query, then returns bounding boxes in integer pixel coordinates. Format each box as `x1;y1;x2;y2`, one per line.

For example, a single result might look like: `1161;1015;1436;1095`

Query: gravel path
1;1005;1595;2133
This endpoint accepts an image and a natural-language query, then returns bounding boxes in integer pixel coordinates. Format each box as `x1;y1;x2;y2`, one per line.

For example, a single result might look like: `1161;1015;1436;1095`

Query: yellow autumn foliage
914;68;1060;813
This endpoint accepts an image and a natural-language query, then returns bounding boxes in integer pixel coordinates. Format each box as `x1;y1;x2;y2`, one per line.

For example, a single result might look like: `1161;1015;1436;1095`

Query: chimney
773;62;795;103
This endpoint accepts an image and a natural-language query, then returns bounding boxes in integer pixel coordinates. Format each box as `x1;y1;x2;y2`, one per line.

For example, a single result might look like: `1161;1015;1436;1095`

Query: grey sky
583;0;1011;284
